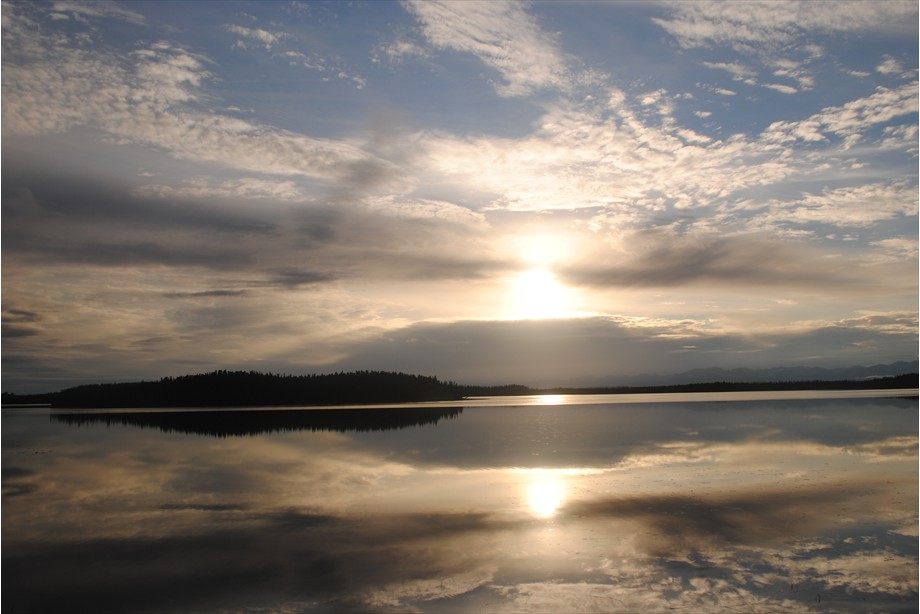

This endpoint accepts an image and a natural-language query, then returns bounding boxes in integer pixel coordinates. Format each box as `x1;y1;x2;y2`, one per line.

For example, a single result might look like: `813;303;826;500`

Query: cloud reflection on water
2;397;917;613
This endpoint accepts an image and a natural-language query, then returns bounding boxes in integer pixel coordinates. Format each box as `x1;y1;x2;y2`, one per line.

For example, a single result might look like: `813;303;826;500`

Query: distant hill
566;361;919;388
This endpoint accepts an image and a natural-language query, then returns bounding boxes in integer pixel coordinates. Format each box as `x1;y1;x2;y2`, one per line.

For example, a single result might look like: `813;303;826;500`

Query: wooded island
2;369;916;408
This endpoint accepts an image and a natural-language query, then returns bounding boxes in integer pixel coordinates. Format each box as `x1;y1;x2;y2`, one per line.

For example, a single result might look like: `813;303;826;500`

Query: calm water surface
3;392;917;613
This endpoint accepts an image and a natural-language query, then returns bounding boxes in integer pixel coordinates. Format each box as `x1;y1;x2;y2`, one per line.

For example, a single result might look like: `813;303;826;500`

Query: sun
508;268;571;319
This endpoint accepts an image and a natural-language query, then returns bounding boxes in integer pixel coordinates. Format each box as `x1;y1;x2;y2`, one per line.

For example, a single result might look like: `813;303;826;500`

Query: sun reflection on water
525;472;566;518
533;394;566;406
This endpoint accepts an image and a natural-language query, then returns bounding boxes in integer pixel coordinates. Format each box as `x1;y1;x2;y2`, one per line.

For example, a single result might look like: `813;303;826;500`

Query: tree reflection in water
51;406;464;436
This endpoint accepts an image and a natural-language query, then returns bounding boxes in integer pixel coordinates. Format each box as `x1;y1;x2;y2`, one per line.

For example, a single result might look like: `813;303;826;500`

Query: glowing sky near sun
1;1;917;392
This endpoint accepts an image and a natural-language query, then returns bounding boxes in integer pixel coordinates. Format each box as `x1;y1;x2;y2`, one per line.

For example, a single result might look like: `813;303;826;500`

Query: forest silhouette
2;369;915;409
10;370;480;408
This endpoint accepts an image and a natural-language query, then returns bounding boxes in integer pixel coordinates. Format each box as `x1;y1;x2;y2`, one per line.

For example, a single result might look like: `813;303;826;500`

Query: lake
3;391;917;613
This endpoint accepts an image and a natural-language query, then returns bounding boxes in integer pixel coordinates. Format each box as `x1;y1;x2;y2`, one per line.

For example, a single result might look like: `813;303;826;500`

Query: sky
2;0;918;392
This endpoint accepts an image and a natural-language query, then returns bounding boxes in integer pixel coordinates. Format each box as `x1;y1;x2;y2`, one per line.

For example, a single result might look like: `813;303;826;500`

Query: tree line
538;373;918;395
2;370;915;408
6;370;472;408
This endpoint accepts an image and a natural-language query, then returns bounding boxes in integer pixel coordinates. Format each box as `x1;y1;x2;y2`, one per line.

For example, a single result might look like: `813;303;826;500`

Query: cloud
653;1;918;50
879;123;919;152
870;237;919;263
134;177;306;201
2;9;369;179
404;0;584;96
279;50;367;88
655;2;914;101
49;0;147;24
762;82;797;94
421;93;804;215
560;231;857;289
362;196;488;227
1;1;915;396
328;316;918;386
414;78;914;260
224;24;284;50
2;178;278;270
833;313;918;336
20;241;256;270
703;60;800;94
270;270;338;287
2;322;42;339
763;82;918;147
756;182;918;228
771;57;815;90
0;162;513;394
374;38;432;63
877;55;905;76
2;165;501;287
3;308;41;324
222;15;366;90
703;61;755;81
162;290;249;299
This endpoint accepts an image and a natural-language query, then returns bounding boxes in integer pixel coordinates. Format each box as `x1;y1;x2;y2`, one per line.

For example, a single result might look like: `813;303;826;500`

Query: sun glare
508;269;571;319
527;475;565;518
534;394;566;406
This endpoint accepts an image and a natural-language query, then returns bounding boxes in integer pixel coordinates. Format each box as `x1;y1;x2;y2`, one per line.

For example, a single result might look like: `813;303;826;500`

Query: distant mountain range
568;361;919;388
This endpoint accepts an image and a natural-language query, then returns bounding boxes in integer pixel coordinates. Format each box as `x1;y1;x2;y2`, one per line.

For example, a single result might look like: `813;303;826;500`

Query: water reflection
2;395;917;613
525;472;565;518
531;394;567;406
50;406;464;436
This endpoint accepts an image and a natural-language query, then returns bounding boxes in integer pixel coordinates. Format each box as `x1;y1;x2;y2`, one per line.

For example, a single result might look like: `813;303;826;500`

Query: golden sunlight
527;474;565;518
508;269;571;319
533;394;566;406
